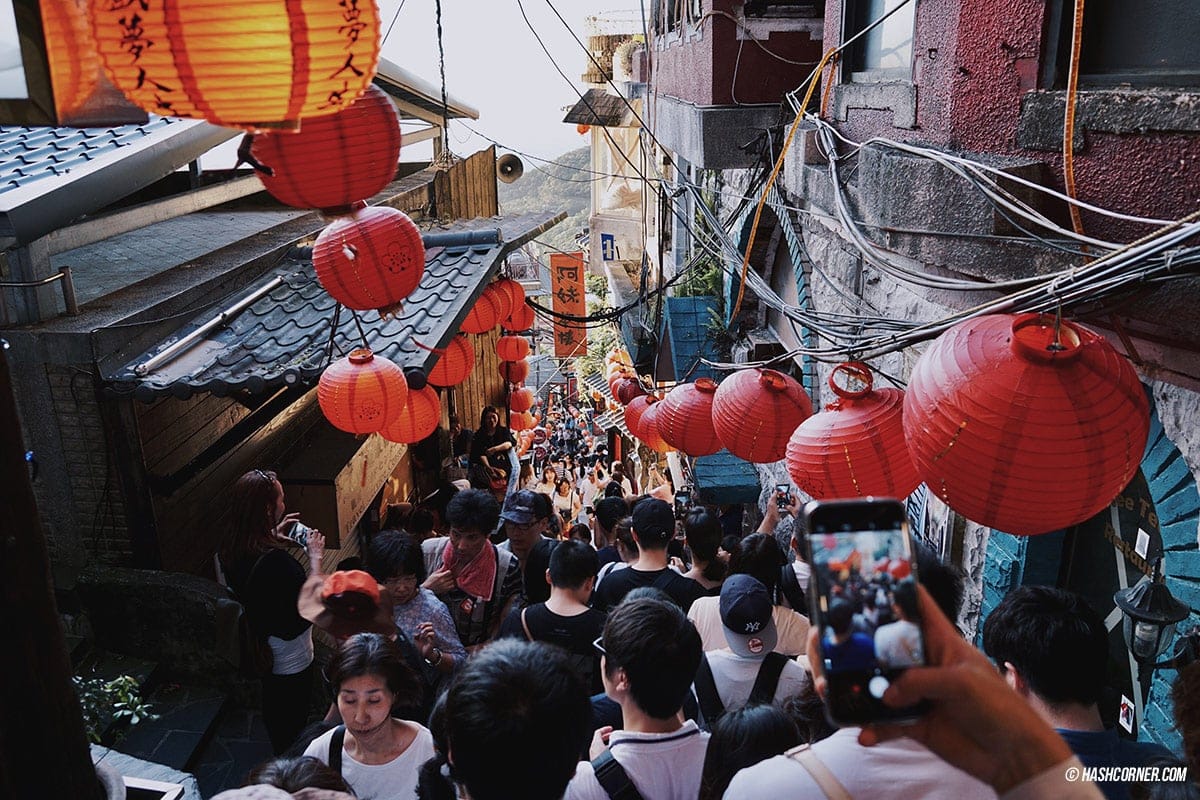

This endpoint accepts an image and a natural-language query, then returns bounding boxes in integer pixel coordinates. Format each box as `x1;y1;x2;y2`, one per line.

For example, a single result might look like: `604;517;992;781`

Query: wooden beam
401;126;443;146
42;175;266;256
388;96;442;126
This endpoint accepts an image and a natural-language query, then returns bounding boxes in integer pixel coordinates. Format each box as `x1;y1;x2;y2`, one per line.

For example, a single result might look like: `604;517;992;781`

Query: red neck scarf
441;539;497;601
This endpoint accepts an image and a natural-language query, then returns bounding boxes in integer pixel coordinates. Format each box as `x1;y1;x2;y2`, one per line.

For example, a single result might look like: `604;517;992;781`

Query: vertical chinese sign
550;252;587;358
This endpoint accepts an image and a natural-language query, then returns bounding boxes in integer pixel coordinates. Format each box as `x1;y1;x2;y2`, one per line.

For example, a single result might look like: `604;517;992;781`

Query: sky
380;0;642;161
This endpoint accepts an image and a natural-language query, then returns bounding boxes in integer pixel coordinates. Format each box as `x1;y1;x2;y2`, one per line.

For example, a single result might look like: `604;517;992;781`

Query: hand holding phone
804;498;928;727
775;483;792;511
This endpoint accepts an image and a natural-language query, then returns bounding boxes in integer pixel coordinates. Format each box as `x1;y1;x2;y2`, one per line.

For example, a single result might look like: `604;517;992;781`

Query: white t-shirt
565;720;709;800
874;619;924;668
723;726;997;800
698;648;811;710
688;595;810;656
303;722;436;800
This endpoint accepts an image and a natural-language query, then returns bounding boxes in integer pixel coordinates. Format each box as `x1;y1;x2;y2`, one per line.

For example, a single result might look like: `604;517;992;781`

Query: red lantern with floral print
317;348;406;434
502;302;536;333
509;387;535;413
312;206;424;316
712;368;813;463
786;363;919;500
427;335;474;388
903;313;1150;535
658;378;722;456
251;86;401;214
496;335;531;362
381;385;441;444
499;359;530;384
461;285;506;334
637;401;670;452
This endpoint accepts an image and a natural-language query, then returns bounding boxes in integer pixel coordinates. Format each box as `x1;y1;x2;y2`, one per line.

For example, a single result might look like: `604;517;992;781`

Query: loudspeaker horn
497;153;524;184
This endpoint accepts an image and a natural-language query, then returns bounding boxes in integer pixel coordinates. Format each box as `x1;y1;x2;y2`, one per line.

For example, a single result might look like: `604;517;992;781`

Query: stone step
113;684;229;773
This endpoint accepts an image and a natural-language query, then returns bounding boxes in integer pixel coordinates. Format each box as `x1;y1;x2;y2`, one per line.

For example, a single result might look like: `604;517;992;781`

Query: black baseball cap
631;498;674;544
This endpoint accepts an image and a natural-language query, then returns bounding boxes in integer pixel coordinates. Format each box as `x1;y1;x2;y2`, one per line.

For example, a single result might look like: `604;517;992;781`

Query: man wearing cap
498;489;559;606
691;575;810;729
591;499;703;615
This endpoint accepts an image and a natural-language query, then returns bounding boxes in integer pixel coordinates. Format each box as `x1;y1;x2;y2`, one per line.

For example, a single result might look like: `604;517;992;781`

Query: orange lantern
317;348;406;434
638;401;670;452
496;335;531;362
461;286;505;334
43;0;102;119
313;207;425;315
89;0;381;129
657;379;722;456
499;359;529;384
577;123;591;135
428;335;475;388
510;411;536;432
509;387;535;413
251;86;401;213
494;278;526;312
712;368;813;463
786;363;919;500
904;313;1149;535
502;302;536;333
381;385;441;444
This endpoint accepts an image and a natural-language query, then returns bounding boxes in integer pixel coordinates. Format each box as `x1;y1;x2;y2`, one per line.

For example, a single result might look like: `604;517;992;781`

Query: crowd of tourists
213;407;1199;800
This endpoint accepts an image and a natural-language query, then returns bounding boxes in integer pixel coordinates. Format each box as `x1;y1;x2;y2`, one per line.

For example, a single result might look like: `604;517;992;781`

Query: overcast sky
382;0;642;161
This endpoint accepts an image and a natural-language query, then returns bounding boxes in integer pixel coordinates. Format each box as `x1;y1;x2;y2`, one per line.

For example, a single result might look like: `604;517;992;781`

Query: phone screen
675;490;690;515
775;484;791;509
806;499;928;726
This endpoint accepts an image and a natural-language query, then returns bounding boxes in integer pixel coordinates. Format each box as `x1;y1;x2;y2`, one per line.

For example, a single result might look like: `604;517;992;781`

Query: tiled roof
693;449;761;505
105;212;564;401
664;295;721;381
562;89;640;128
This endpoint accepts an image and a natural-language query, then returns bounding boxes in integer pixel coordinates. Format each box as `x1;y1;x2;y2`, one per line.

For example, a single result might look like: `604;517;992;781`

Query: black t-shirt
499;602;605;694
469;427;516;474
225;548;310;640
595;545;620;568
591;566;704;615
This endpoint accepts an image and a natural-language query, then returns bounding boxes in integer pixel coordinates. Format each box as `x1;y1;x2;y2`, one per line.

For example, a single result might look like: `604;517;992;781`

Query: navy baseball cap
719;574;778;658
500;489;540;525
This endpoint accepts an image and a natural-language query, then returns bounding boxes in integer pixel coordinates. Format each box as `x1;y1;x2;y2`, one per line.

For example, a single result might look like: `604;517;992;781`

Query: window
1044;0;1200;88
844;0;916;81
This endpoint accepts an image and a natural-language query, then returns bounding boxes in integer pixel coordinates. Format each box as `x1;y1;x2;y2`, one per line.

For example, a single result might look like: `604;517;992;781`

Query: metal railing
0;267;78;325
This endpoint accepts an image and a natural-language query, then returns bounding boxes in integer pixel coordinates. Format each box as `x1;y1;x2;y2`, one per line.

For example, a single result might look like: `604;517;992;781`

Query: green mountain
498;146;590;253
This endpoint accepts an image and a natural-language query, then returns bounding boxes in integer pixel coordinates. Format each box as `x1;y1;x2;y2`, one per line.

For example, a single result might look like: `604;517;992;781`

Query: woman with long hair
680;507;727;595
303;633;435;800
219;469;324;754
552;477;581;526
697;704;801;800
534;464;557;496
468;406;515;497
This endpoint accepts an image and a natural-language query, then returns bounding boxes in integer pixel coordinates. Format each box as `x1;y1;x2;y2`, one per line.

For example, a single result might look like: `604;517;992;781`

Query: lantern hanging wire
431;0;458;172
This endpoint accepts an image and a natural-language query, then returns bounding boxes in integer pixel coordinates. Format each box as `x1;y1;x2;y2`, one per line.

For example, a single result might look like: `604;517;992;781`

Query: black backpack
693;651;789;732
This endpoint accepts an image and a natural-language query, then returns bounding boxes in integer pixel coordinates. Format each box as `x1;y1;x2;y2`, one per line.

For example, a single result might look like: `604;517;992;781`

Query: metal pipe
133;276;286;377
0;266;79;319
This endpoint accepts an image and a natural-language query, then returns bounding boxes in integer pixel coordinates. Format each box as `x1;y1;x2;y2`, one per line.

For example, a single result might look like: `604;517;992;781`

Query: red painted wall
652;0;822;106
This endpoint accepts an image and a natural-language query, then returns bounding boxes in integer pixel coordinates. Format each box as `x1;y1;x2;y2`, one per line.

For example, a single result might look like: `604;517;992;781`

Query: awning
663;295;721;382
693;449;761;505
104;212;564;401
562;89;642;128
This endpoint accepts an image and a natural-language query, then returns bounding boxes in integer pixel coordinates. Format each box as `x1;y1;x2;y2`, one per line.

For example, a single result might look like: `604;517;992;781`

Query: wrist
424;646;443;667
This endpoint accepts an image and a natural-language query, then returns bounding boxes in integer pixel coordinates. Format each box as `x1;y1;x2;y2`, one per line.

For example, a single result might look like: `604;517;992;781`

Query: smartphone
674;489;691;517
803;497;929;727
287;521;313;547
775;483;792;511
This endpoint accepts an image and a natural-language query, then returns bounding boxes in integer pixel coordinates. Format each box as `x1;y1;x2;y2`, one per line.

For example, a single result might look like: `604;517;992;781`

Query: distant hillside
498;146;590;253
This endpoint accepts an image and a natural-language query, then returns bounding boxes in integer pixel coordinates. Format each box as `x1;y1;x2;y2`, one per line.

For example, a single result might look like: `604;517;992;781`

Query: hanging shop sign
549;251;587;359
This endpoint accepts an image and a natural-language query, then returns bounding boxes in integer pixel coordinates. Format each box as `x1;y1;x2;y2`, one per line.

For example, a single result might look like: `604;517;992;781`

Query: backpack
590;749;645;800
693;651;789;731
779;563;808;614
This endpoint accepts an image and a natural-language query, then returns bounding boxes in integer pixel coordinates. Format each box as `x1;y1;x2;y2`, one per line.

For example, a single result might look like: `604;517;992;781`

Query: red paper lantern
510;411;536;432
428;335;475;388
317;348;406;434
786;363;920;500
658;378;722;456
499;359;529;384
496;336;531;362
712;368;813;463
90;0;381;129
615;377;648;406
624;395;656;436
494;278;526;312
502;302;536;332
509;387;535;413
251;86;401;213
903;313;1150;535
638;401;670;452
462;286;505;334
313;207;424;315
43;0;102;119
381;386;441;444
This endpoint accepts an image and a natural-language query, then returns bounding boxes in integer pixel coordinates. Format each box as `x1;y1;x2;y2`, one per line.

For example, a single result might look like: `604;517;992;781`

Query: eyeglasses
592;635;606;656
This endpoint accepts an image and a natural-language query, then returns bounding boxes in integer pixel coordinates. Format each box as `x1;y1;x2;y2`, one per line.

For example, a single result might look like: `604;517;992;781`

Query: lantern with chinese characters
427;335;474;388
89;0;381;129
638;401;670;452
509;387;535;413
658;379;722;456
502;302;536;333
461;285;505;334
250;85;401;213
903;313;1150;535
623;395;656;436
312;207;424;315
499;359;529;384
713;368;813;463
786;363;919;500
317;348;406;434
496;336;531;362
381;385;440;444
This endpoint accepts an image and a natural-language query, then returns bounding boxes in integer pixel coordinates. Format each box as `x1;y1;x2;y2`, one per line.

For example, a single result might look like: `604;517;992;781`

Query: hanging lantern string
431;0;456;171
350;310;370;349
324;304;344;366
1051;304;1066;352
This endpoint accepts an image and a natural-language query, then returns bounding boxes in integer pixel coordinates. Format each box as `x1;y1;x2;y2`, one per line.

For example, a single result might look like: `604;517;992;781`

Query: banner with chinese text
550;252;587;358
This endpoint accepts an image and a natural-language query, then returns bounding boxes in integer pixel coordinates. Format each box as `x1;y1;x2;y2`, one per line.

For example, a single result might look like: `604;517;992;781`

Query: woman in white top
304;633;436;800
553;477;581;526
534;465;558;497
